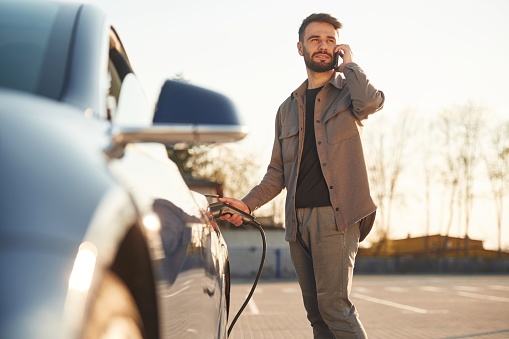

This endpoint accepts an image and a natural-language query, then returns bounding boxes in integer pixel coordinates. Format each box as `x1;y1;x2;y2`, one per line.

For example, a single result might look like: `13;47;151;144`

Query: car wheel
82;271;145;339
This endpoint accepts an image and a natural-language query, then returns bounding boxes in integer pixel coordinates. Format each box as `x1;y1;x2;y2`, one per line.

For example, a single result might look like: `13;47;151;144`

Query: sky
69;0;509;249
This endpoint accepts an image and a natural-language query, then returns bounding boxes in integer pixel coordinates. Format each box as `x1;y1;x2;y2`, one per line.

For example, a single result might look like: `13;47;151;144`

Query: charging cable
209;201;266;337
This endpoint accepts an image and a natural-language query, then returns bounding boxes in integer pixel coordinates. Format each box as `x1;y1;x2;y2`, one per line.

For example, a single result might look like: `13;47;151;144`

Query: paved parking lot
228;275;509;339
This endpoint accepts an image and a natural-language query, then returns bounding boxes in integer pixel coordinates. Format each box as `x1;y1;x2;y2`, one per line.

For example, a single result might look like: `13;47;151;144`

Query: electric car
0;1;247;338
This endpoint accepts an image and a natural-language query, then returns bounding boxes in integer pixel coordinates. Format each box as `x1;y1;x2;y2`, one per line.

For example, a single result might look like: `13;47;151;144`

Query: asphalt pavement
228;275;509;339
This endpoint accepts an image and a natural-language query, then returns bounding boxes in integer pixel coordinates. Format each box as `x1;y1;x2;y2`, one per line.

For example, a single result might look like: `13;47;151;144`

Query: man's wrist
241;200;252;214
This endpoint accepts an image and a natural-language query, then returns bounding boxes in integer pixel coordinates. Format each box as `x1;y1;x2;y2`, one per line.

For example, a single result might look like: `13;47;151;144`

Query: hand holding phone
334;44;353;72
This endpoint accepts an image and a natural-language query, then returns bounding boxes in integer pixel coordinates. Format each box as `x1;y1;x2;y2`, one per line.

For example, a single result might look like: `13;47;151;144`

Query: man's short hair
298;13;343;42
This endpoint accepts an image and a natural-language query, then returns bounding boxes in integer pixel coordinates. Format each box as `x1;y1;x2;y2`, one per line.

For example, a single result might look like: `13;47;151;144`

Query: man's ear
297;41;303;56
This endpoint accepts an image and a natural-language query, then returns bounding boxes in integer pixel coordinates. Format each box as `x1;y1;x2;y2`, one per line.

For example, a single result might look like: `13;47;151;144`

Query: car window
0;2;77;100
106;29;134;120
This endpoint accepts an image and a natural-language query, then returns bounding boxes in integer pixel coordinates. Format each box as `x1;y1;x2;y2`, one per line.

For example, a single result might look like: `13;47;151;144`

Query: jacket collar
291;72;344;99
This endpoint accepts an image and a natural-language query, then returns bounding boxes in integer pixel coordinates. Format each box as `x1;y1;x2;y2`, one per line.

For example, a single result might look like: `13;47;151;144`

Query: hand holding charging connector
209;201;254;224
211;198;251;226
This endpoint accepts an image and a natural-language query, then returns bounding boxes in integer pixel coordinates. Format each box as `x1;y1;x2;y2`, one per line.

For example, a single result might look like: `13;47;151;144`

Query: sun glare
68;242;98;292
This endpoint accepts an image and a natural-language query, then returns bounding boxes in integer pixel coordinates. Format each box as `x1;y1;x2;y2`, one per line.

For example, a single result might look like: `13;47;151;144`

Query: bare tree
483;121;509;255
437;103;486;254
420;117;442;254
365;109;416;244
436;112;460;252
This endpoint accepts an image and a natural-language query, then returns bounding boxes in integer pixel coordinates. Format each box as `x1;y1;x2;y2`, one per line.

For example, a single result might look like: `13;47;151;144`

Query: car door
106;28;228;337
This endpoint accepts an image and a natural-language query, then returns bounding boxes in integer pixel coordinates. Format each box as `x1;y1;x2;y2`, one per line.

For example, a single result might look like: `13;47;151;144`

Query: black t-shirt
295;87;331;208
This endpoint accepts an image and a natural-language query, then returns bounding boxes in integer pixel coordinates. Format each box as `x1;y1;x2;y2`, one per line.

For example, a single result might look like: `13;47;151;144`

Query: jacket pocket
325;110;359;145
279;125;299;164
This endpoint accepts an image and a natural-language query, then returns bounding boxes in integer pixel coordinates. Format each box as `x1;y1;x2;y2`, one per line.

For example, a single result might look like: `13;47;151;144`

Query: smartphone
333;51;340;70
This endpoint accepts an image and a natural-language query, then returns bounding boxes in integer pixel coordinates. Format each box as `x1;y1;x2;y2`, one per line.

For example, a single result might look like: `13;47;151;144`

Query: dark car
0;1;247;338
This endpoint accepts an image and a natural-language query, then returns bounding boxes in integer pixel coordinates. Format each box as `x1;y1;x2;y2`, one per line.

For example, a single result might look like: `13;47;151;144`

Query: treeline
364;102;509;252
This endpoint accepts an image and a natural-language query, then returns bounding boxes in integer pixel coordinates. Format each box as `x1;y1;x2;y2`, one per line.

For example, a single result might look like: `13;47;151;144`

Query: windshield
0;2;77;99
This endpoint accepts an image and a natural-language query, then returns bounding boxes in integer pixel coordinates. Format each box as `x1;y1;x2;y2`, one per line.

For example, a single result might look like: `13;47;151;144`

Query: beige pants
289;206;367;339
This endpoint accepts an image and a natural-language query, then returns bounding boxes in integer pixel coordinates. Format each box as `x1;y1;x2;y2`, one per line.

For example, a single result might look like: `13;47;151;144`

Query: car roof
0;1;112;116
0;1;81;99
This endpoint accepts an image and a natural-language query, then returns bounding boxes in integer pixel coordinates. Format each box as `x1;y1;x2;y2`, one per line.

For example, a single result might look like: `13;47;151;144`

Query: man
220;13;384;338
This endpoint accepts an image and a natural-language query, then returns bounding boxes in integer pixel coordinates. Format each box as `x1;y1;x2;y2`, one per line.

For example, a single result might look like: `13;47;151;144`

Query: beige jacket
243;63;385;242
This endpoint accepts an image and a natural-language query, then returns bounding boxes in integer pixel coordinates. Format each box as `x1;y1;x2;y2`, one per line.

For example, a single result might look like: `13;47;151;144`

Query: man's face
298;21;338;73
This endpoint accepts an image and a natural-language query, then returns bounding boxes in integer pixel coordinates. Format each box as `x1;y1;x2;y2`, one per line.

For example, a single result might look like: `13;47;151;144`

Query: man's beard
303;50;335;73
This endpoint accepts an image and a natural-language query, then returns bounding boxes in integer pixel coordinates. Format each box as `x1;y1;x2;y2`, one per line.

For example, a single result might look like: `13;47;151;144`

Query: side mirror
154;80;240;125
106;78;248;158
153;80;248;144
